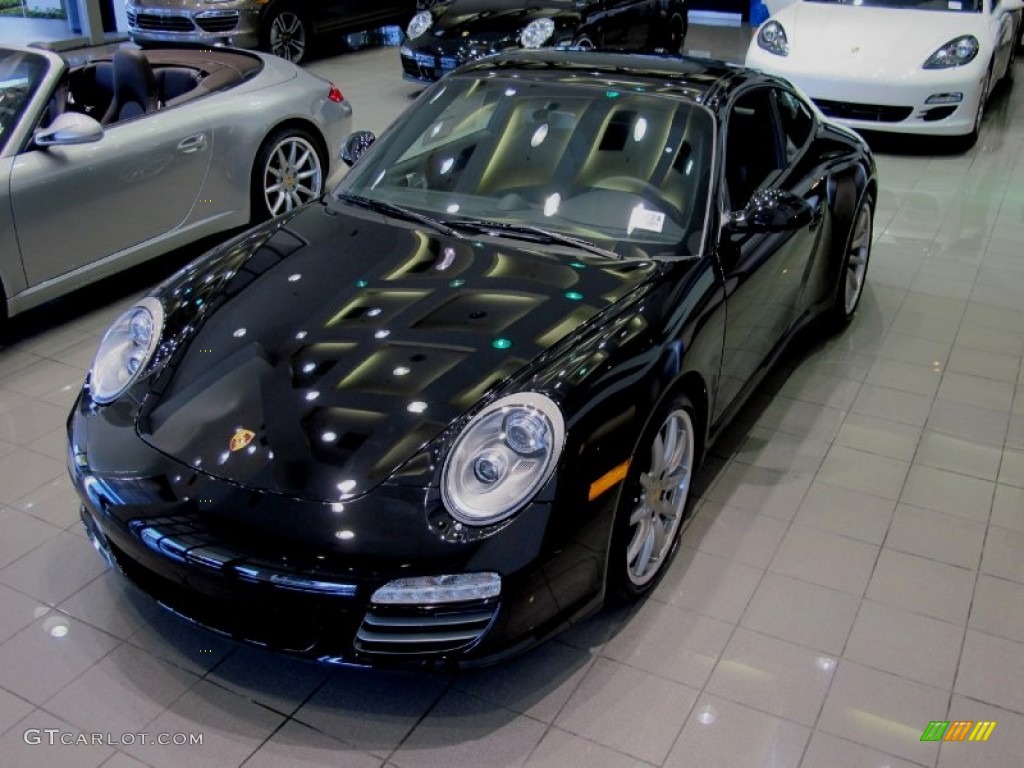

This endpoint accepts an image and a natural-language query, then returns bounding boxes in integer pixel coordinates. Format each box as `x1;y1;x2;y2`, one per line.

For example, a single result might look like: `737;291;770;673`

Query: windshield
805;0;982;11
0;49;49;154
339;75;714;258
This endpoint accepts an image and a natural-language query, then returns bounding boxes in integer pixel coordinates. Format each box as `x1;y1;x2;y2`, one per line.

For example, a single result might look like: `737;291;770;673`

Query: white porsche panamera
746;0;1022;147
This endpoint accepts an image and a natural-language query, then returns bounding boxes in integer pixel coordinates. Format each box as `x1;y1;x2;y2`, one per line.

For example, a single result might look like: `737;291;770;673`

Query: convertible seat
102;49;159;125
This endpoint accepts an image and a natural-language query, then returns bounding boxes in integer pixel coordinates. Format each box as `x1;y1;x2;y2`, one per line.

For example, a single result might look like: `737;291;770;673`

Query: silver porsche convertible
0;44;352;322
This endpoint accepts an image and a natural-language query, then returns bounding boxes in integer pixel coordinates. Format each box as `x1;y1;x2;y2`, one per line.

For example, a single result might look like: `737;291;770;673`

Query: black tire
251;126;326;222
956;63;993;152
262;6;312;64
608;393;700;600
825;193;873;331
668;10;688;54
574;32;599;50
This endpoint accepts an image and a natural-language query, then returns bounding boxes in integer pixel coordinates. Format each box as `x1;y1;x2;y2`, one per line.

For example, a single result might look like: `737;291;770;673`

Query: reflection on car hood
138;201;660;502
429;0;578;37
785;3;988;64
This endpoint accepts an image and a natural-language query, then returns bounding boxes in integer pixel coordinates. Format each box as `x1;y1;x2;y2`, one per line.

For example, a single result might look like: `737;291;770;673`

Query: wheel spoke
626;518;650;564
633;525;656;577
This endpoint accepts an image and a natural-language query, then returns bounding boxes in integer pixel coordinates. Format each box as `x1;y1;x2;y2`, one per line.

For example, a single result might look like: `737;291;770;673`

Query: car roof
459;49;765;108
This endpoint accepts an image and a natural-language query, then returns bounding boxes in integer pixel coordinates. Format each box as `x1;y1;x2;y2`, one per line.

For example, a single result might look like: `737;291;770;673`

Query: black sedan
68;50;876;668
400;0;690;83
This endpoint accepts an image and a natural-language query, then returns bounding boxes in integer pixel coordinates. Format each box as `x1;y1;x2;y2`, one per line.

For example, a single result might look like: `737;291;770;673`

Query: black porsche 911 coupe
69;50;876;668
400;0;691;83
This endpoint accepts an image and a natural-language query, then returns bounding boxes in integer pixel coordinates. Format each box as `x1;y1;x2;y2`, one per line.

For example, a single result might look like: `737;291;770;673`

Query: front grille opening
813;99;913;123
355;602;498;655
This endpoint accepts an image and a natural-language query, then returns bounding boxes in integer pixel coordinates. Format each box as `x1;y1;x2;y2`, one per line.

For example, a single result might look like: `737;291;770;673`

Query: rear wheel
251;127;325;222
609;394;698;599
826;194;873;330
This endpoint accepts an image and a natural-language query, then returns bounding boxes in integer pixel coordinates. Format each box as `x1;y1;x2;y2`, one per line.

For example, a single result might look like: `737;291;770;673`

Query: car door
10;104;212;288
714;85;822;420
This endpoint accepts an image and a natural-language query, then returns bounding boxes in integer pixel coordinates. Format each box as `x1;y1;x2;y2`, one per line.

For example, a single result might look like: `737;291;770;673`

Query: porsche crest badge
851;45;860;55
229;428;256;452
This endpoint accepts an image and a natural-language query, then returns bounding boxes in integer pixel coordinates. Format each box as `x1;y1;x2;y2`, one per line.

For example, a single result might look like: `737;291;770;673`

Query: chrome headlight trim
441;392;565;527
520;18;556;49
757;20;789;57
89;297;164;405
407;11;433;40
924;35;979;69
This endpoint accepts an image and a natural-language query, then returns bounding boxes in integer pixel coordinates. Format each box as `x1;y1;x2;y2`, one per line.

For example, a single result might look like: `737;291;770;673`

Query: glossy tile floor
1;24;1024;768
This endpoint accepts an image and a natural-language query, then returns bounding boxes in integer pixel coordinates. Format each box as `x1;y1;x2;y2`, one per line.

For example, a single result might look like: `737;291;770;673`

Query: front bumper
126;3;261;49
67;395;604;667
399;33;522;84
748;51;986;136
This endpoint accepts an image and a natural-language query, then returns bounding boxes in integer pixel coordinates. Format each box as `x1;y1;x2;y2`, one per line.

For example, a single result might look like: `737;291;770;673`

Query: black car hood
138;201;659;502
429;0;578;37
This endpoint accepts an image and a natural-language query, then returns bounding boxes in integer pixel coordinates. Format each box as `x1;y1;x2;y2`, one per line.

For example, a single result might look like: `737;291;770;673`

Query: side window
724;88;783;209
774;89;814;161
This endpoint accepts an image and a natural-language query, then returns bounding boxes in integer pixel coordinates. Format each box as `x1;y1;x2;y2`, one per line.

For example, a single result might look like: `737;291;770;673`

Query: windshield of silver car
340;75;714;258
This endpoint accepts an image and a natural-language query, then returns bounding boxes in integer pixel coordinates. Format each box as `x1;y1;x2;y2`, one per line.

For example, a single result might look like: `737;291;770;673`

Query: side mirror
340;130;376;167
35;112;104;147
726;188;813;234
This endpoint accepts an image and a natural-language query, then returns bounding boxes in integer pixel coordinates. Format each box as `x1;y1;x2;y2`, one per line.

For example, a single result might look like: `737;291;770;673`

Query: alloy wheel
270;12;307;63
263;136;323;216
844;200;872;315
625;408;694;586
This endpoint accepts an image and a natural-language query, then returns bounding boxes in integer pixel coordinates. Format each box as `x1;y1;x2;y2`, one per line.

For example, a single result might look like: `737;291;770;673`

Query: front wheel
667;11;687;54
609;395;699;599
263;7;310;64
826;194;873;330
251;127;325;222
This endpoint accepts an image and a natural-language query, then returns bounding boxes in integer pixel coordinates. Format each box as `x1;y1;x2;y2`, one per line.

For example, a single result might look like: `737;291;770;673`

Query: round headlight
89;297;164;404
442;392;565;526
407;10;433;40
520;18;555;49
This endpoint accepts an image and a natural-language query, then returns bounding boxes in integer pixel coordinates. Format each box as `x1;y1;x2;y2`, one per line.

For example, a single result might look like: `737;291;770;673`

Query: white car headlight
757;20;789;57
407;11;433;40
924;35;979;69
442;392;565;526
89;297;164;405
520;18;555;49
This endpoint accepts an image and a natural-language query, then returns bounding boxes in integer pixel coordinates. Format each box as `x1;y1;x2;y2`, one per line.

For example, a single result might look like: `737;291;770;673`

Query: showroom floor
1;23;1023;768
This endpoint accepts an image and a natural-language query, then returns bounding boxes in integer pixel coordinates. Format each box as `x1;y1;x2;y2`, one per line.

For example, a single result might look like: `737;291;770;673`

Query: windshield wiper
335;193;465;239
445;219;620;260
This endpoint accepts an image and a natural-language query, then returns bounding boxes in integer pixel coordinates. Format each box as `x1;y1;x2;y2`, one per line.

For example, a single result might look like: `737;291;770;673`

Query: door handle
177;134;207;154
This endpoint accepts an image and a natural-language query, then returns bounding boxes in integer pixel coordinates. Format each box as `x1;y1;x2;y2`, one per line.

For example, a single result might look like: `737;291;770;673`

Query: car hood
429;0;578;36
783;3;988;65
138;201;660;502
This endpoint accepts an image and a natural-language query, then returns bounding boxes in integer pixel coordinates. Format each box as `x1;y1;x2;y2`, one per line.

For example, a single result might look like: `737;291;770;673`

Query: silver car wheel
625;408;694;587
270;11;307;63
844;201;872;315
263;136;322;216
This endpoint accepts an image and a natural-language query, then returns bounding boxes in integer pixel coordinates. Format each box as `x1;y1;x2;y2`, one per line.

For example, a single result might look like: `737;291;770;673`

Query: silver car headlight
924;36;979;69
520;18;555;49
442;392;565;526
757;20;789;57
407;11;433;40
89;297;164;405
